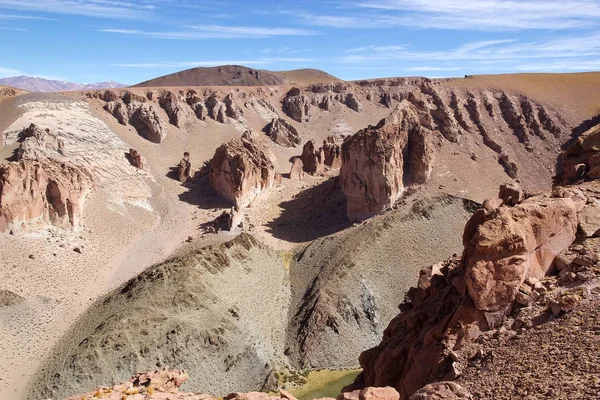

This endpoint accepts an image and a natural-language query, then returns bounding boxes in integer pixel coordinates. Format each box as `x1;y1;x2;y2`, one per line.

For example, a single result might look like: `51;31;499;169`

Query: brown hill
133;65;340;87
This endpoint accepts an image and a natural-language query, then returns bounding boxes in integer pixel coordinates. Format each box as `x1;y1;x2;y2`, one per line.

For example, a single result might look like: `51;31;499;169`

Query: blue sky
0;0;599;84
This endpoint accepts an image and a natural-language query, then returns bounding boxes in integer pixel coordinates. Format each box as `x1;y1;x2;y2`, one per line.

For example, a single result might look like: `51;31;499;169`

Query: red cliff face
340;103;433;222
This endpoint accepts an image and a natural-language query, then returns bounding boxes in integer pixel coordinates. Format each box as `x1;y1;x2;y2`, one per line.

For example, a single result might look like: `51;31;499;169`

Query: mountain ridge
0;76;127;93
133;65;341;87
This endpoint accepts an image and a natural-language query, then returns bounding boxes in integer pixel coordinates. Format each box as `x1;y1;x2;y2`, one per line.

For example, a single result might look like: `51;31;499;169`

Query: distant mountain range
0;76;127;93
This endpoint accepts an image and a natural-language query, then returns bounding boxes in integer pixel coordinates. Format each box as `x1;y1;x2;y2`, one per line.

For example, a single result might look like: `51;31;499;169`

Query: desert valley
1;61;600;400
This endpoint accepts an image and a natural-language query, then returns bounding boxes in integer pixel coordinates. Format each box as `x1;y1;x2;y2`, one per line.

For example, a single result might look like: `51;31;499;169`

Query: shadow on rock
177;163;231;210
266;176;350;243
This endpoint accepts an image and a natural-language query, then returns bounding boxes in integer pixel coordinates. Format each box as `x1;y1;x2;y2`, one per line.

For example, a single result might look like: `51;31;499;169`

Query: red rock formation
128;148;148;171
178;152;192;182
322;136;341;168
265;118;301;148
283;87;311;122
340;103;433;222
209;131;278;208
353;185;580;399
300;140;325;176
290;157;305;180
498;182;523;206
158;90;191;128
0;161;91;232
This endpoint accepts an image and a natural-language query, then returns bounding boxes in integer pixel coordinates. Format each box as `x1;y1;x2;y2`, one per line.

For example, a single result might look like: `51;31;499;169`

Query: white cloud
338;34;600;63
0;66;22;78
285;0;600;31
0;0;155;19
100;25;317;39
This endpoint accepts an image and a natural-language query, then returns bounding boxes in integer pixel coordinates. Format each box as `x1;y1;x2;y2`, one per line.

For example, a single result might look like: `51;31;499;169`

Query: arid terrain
0;67;599;400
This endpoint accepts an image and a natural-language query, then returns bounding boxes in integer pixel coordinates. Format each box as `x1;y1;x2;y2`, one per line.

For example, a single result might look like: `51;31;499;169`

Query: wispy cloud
287;0;600;31
0;0;156;19
111;57;317;69
339;34;600;63
100;24;317;39
0;66;22;78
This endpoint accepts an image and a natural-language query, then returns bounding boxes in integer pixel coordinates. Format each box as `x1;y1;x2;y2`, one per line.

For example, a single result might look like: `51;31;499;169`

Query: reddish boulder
464;196;578;313
178;152;192;182
301;140;325;176
498;182;523;206
209;131;278;208
128;148;148;170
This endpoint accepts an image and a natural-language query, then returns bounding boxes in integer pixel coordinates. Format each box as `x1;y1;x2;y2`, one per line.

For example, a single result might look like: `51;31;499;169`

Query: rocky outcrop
322;136;342;168
283;87;311;123
497;182;523;206
206;93;228;123
340;103;433;222
209;131;278;208
158;90;190;128
289;157;305;180
127;148;148;171
177;152;192;182
130;104;167;143
345;93;362;112
103;91;167;143
555;121;600;184
352;185;582;399
300;140;324;176
265;118;301;147
0;161;91;232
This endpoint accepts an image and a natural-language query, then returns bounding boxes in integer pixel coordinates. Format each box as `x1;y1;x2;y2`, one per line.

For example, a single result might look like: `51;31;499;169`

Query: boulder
209;131;278;208
265;118;301;148
340;103;433;222
464;195;578;313
290;157;305;180
128;148;148;170
300;140;325;176
345;93;362;112
498;182;523;206
129;104;167;143
178;152;192;182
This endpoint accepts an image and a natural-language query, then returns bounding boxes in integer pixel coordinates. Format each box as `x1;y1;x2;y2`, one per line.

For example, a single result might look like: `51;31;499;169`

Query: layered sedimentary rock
353;186;581;399
209;131;278;208
0;161;90;232
340;103;433;222
265;118;301;148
